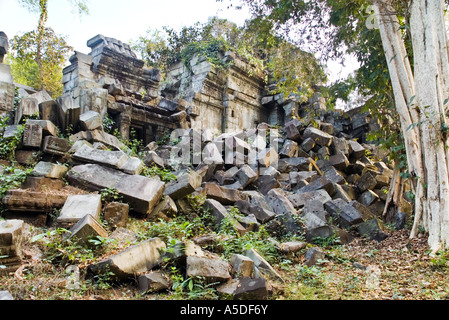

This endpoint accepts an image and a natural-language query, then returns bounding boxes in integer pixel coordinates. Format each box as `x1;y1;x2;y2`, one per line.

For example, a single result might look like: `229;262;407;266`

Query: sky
0;0;251;53
0;0;357;82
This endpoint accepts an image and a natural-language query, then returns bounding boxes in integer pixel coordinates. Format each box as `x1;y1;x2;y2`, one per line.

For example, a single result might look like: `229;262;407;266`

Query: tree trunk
374;0;449;252
36;0;48;90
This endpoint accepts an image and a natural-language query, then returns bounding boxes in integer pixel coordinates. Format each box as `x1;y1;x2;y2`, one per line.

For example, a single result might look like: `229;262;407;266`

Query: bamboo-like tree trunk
374;0;449;252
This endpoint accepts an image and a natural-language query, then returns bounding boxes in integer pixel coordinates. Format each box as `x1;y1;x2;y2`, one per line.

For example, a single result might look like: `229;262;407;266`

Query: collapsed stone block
245;248;283;281
68;213;108;246
324;199;364;229
230;254;255;278
186;255;231;284
0;219;24;259
164;170;202;200
88;237;166;281
31;161;68;179
203;182;248;205
303;126;333;147
79;110;102;131
22;123;43;149
42;136;71;156
137;271;171;294
216;277;269;300
234;164;257;188
56;194;102;228
103;202;129;228
203;199;246;235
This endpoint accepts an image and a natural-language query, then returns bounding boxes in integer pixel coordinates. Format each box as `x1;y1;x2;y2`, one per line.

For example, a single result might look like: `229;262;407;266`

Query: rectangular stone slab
56;194;102;228
88;237;166;280
67;164;165;214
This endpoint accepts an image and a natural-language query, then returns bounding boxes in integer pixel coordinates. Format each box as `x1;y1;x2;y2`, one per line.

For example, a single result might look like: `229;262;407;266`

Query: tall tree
10;0;88;96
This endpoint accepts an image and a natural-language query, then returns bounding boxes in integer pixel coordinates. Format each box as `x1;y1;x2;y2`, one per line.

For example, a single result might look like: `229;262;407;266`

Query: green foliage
180;38;232;71
0;166;32;201
0;116;25;162
100;187;123;204
141;165;177;183
9;27;72;98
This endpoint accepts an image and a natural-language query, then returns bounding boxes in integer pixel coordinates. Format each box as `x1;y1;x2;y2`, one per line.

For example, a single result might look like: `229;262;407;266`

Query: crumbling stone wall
0;32;15;118
162;51;270;134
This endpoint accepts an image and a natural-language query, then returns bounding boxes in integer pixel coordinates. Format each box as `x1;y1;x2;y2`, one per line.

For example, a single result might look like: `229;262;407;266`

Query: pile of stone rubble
0;98;408;299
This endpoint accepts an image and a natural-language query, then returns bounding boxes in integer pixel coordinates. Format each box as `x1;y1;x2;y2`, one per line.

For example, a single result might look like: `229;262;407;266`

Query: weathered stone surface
303;126;333;147
203;182;248;205
288;189;332;208
304;247;326;267
79;110;102;130
234;164;257;188
31;161;68;179
230;254;254;278
297;176;335;196
186;255;230;284
300;137;315;152
289;171;317;186
2;189;68;213
137;271;171;293
88;237;166;280
323;166;346;185
149;196;177;220
73;144;129;170
245;248;283;281
0;291;14;300
119;156;144;175
357;218;388;242
284;119;302;141
42;136;71;156
67;164;165;215
258;147;279;168
266;189;302;235
103;202;129;228
329;153;349;171
331;136;349;156
356;171;378;192
164;170;202;200
56;194;102;228
324;199;364;229
0;219;24;258
203;199;246;235
68;213;108;246
278;157;312;173
348;140;366;160
216;277;269;299
3;125;21;139
22;123;43;148
253;175;280;195
26;119;59;137
143;150;165;168
279;139;298;158
279;241;307;253
358;190;379;207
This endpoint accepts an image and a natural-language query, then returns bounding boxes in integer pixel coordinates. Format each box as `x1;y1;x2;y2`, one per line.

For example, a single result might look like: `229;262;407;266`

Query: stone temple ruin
1;33;402;298
1;33;377;145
